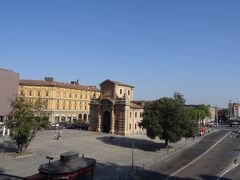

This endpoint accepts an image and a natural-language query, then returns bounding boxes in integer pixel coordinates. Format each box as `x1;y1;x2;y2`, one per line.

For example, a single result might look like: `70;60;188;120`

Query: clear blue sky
1;0;240;108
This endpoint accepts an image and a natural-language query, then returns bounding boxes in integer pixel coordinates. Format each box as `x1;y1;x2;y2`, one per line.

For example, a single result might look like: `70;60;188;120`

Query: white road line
164;132;231;180
217;163;239;180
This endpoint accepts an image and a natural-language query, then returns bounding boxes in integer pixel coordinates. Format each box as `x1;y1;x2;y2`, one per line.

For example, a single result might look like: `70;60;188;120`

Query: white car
51;123;60;128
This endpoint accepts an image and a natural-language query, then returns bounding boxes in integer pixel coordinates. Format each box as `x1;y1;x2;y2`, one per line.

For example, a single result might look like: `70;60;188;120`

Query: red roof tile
19;80;100;92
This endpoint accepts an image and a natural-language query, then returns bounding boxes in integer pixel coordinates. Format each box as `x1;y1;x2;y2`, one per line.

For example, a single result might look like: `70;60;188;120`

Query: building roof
100;79;134;88
131;102;143;109
19;79;100;92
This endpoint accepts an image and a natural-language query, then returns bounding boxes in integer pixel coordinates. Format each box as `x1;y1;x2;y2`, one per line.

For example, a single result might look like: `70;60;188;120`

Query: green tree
218;108;228;122
196;105;211;126
184;108;199;138
174;91;186;105
140;97;196;147
6;97;48;154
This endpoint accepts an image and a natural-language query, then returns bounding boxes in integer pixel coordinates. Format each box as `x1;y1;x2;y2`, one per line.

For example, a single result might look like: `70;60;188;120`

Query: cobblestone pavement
0;129;216;180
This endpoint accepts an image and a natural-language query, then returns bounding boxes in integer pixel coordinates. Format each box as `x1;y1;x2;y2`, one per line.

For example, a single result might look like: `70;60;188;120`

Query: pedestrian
79;128;82;136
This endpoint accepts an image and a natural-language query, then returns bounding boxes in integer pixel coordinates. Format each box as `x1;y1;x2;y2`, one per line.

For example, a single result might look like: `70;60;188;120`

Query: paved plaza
0;129;207;180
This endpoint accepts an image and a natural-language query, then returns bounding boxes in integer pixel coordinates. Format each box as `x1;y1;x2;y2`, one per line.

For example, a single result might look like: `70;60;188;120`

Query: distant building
18;77;100;124
90;79;145;135
228;100;240;119
0;68;19;122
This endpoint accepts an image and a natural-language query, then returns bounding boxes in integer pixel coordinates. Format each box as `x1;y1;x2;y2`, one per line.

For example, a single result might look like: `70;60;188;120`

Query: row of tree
140;92;211;147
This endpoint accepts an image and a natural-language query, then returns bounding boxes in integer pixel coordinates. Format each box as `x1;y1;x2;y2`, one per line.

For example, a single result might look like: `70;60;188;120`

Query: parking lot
0;129;199;180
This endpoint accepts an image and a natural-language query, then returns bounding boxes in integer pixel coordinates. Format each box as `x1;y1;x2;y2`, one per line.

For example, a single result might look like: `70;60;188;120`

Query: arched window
83;114;87;121
29;90;32;96
79;114;82;120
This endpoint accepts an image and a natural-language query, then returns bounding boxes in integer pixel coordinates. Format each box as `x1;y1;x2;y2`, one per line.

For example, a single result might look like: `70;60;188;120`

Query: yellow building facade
18;78;100;124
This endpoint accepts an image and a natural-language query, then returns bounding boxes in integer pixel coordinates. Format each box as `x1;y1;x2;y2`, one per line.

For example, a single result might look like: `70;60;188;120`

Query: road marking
164;131;231;180
218;141;240;179
217;163;239;180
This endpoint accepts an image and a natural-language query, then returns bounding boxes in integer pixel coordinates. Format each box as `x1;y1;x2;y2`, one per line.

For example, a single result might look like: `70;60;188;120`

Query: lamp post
46;156;54;180
216;106;219;129
132;138;134;172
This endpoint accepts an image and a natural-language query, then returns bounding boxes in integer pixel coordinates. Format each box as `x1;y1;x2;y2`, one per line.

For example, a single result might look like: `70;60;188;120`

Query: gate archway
101;111;111;133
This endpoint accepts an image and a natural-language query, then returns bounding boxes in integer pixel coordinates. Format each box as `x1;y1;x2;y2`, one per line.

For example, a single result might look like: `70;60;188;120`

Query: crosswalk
218;128;240;131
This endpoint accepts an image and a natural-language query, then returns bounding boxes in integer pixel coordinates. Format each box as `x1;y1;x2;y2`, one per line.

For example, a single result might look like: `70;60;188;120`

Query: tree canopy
140;96;198;147
6;97;49;154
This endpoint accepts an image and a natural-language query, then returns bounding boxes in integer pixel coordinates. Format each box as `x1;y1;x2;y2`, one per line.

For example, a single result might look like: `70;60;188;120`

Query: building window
63;101;65;110
120;89;122;94
45;100;48;109
130;112;132;118
135;123;137;129
21;90;24;96
70;94;72;98
128;90;130;95
56;91;60;97
37;90;41;97
75;93;77;98
135;112;137;118
129;124;131;130
140;113;143;118
29;90;32;96
63;92;66;98
85;94;87;99
46;91;49;97
56;104;59;110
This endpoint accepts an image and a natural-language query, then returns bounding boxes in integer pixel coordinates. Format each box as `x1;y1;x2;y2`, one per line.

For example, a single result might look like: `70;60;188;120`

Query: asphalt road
222;165;240;180
132;130;240;180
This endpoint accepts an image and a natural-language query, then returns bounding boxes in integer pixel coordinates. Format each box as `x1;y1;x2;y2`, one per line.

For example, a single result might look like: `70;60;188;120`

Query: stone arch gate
89;99;116;134
99;99;115;134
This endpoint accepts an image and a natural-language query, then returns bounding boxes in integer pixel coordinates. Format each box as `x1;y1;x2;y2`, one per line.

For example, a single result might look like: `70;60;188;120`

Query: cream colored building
208;106;218;122
228;101;240;119
90;79;145;135
18;77;100;124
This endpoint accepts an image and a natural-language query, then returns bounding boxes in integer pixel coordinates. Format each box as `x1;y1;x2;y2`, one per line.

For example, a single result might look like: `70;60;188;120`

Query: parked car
51;123;60;128
65;123;89;130
207;121;216;127
65;124;77;129
79;123;89;130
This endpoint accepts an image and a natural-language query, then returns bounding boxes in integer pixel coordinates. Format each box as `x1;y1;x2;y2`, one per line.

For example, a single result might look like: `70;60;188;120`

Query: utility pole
132;138;134;172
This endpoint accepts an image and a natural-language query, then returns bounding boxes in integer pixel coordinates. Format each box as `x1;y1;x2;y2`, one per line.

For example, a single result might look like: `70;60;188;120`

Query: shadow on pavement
96;136;166;152
0;168;4;173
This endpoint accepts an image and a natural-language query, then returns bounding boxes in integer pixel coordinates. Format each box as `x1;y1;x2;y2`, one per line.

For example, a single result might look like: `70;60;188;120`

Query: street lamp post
132;138;134;172
46;156;54;180
216;106;219;129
